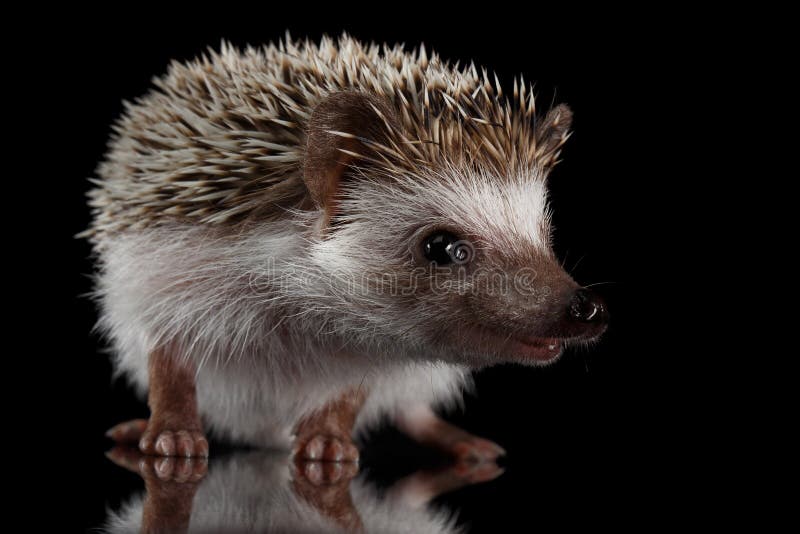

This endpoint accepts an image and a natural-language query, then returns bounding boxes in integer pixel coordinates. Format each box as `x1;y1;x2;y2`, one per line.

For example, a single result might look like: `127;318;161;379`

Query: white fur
339;165;552;255
96;218;473;447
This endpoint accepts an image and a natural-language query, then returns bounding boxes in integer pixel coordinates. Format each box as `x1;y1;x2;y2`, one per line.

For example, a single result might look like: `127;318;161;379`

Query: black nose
569;288;607;323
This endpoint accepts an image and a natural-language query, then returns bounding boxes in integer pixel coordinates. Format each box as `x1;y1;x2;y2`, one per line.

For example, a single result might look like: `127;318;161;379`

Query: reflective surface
102;447;502;533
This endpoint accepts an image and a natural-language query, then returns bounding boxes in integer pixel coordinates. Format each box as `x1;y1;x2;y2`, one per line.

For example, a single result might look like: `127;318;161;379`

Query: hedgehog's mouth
474;326;605;364
466;324;566;364
505;336;565;362
461;318;606;365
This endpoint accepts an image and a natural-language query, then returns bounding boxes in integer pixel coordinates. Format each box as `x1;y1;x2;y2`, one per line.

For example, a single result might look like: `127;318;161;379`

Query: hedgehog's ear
535;104;573;169
303;91;395;225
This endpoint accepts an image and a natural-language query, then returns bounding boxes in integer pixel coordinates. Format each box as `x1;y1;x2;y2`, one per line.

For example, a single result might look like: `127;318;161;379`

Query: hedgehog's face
303;91;607;366
324;168;608;367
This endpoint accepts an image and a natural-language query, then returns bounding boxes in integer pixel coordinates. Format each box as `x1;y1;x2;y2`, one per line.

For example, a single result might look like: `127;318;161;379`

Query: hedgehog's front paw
139;427;209;458
107;418;209;457
294;457;360;486
293;434;359;463
107;446;209;483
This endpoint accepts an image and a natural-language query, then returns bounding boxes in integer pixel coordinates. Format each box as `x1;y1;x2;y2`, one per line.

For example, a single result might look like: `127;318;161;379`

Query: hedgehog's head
302;92;607;367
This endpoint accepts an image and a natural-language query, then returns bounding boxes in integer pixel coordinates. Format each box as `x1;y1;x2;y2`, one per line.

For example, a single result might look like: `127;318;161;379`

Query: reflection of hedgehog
89;35;608;461
105;451;466;533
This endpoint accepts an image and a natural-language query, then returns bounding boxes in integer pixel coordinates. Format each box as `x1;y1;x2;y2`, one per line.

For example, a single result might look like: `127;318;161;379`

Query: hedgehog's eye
422;232;472;265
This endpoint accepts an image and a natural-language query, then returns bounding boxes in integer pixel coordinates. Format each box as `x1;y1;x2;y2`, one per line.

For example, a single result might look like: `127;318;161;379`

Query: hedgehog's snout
559;287;609;340
569;288;607;324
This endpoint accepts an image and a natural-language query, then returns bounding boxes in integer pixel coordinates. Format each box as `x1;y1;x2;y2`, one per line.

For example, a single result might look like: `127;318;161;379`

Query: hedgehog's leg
292;388;366;463
396;403;505;463
139;347;208;457
108;347;209;458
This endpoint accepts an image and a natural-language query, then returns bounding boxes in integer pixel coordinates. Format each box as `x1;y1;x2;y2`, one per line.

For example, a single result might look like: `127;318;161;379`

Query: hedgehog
88;34;608;463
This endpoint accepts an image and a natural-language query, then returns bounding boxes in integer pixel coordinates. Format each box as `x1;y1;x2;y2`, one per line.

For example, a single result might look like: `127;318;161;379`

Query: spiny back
87;34;567;241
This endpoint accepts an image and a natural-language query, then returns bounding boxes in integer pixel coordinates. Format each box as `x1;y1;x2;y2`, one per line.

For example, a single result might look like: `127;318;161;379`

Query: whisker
570;254;587;274
583;281;616;289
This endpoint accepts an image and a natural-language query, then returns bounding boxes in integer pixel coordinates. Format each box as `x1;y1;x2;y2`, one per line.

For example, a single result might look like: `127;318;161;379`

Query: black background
30;7;702;532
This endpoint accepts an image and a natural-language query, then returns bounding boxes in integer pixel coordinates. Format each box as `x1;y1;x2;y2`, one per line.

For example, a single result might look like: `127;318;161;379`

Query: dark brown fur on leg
293;387;366;462
107;348;208;458
291;388;366;531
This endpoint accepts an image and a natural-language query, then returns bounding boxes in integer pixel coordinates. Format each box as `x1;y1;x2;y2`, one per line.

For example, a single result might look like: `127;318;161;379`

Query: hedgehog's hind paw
105;418;148;444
